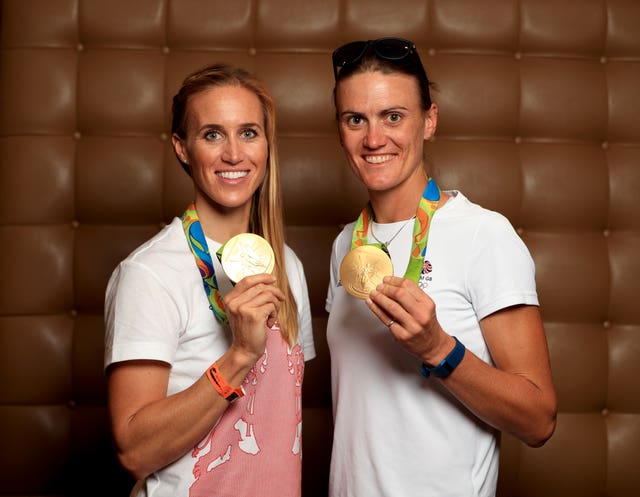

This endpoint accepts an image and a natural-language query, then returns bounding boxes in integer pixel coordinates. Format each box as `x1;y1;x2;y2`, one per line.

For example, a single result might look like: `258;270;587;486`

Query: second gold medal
339;245;393;299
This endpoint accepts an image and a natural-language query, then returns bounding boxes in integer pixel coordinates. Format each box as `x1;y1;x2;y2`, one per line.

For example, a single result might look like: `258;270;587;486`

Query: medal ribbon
351;177;441;283
181;203;229;325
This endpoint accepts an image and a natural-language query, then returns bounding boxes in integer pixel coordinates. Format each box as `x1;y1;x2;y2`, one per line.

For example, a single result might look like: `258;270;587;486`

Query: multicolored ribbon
351;177;441;283
182;203;229;325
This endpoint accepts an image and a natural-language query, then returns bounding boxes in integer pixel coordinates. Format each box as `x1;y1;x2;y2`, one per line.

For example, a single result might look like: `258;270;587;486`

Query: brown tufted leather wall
1;0;639;495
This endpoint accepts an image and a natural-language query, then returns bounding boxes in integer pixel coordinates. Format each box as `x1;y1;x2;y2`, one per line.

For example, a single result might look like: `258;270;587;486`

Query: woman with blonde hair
105;63;314;497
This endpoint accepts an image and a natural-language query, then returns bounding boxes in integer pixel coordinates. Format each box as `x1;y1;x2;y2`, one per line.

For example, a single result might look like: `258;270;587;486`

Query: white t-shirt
326;191;538;497
105;217;315;497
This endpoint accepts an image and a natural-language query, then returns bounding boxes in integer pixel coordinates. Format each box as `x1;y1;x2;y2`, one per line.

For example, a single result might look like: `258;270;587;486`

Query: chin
221;198;254;210
362;175;396;191
200;193;253;211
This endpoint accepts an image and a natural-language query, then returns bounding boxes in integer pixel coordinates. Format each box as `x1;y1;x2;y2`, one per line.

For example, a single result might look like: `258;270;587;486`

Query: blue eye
387;113;402;123
347;115;364;126
241;128;258;139
204;130;222;140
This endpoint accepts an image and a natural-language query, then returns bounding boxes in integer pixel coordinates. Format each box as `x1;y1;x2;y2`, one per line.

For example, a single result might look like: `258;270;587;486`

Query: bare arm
107;273;284;480
368;276;557;447
439;305;557;446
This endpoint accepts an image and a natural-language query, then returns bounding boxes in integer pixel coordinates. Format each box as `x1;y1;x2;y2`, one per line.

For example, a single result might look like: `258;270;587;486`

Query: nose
221;137;242;164
363;122;385;149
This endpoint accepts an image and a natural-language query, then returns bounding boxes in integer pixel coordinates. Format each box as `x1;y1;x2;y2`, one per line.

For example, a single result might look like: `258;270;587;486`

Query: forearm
369;278;558;446
115;377;226;478
109;350;255;480
437;349;557;447
415;305;557;447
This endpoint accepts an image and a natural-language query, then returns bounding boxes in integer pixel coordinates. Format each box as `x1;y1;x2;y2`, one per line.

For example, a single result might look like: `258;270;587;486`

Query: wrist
205;362;245;402
226;344;261;371
421;336;466;379
214;348;256;388
421;333;456;367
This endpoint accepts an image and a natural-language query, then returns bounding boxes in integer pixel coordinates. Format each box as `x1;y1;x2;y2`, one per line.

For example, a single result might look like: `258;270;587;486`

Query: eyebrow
338;110;363;119
339;106;409;118
380;106;410;114
238;122;263;129
196;122;263;133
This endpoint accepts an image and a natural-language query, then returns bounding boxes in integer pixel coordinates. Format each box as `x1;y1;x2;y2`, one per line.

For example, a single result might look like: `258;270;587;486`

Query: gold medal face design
221;233;275;283
340;245;393;299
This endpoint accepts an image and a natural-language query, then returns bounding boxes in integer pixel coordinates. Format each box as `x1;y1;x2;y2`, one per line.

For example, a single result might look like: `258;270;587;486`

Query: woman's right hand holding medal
367;275;453;365
223;273;285;364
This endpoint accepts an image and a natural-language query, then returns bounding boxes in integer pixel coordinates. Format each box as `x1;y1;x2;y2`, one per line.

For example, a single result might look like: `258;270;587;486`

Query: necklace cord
350;177;441;283
369;215;416;248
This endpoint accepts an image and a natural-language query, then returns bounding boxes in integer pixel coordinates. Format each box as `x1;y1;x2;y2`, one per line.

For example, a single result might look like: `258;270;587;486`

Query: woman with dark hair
105;63;314;497
326;38;557;496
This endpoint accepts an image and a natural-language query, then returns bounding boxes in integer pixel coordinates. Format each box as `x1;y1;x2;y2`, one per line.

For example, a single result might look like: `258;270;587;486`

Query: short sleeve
104;260;184;369
467;214;539;321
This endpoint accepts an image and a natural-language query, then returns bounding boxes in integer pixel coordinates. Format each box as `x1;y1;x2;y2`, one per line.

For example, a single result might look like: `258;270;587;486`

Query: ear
423;103;438;140
171;133;189;165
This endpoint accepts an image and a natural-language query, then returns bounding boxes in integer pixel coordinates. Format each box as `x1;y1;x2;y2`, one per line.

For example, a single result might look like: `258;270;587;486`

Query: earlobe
171;134;189;165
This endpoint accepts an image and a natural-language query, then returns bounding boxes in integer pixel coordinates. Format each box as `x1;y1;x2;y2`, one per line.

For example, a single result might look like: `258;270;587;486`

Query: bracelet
206;362;245;402
421;336;466;379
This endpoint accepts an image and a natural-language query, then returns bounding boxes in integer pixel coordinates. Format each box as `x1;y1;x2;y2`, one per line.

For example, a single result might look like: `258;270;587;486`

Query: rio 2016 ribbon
182;203;229;325
350;177;441;283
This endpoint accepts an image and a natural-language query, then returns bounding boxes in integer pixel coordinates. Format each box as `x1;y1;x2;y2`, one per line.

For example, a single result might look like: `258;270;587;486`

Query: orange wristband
206;362;244;402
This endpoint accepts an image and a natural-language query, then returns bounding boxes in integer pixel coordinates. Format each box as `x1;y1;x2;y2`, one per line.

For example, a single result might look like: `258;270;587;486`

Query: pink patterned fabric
190;325;305;497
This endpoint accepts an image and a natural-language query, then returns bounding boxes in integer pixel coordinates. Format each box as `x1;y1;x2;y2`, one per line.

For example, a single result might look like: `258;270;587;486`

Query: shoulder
110;218;192;288
438;191;517;235
122;218;187;266
439;191;502;219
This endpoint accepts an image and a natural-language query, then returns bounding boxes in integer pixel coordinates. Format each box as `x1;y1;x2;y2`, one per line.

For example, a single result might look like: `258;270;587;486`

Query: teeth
218;170;248;179
365;155;393;164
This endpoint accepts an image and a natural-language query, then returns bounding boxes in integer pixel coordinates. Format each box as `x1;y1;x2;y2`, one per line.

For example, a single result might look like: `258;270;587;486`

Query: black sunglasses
332;37;422;80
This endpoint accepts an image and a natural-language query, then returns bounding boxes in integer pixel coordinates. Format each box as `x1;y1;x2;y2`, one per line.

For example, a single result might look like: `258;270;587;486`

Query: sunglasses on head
332;37;421;80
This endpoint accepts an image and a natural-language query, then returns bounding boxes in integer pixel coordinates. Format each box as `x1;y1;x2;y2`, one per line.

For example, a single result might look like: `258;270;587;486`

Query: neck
194;195;251;244
369;172;429;223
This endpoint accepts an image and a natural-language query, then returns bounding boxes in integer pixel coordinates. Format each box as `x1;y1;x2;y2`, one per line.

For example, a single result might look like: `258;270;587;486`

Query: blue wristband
421;336;465;378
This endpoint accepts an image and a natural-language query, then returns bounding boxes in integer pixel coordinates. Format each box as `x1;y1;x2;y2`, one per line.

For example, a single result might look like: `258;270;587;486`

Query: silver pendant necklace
370;216;416;253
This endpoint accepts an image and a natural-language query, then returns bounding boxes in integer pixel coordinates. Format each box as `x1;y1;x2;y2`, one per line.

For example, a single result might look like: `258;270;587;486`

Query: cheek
345;157;365;182
188;143;217;165
339;132;361;156
251;146;269;169
248;136;268;157
411;132;426;157
248;147;269;183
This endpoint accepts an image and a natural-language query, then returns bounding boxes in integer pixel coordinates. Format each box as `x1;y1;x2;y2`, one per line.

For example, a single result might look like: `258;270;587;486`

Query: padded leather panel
1;1;639;495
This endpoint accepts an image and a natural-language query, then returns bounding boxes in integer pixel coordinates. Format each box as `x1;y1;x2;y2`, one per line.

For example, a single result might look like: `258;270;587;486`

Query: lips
217;170;249;179
364;154;395;164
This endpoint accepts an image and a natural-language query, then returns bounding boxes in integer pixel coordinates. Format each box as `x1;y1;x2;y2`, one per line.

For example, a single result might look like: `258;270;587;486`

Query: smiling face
335;71;437;195
172;84;268;216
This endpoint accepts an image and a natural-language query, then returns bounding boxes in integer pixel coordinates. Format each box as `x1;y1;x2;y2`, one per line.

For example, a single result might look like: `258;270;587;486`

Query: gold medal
220;233;275;283
339;245;393;299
